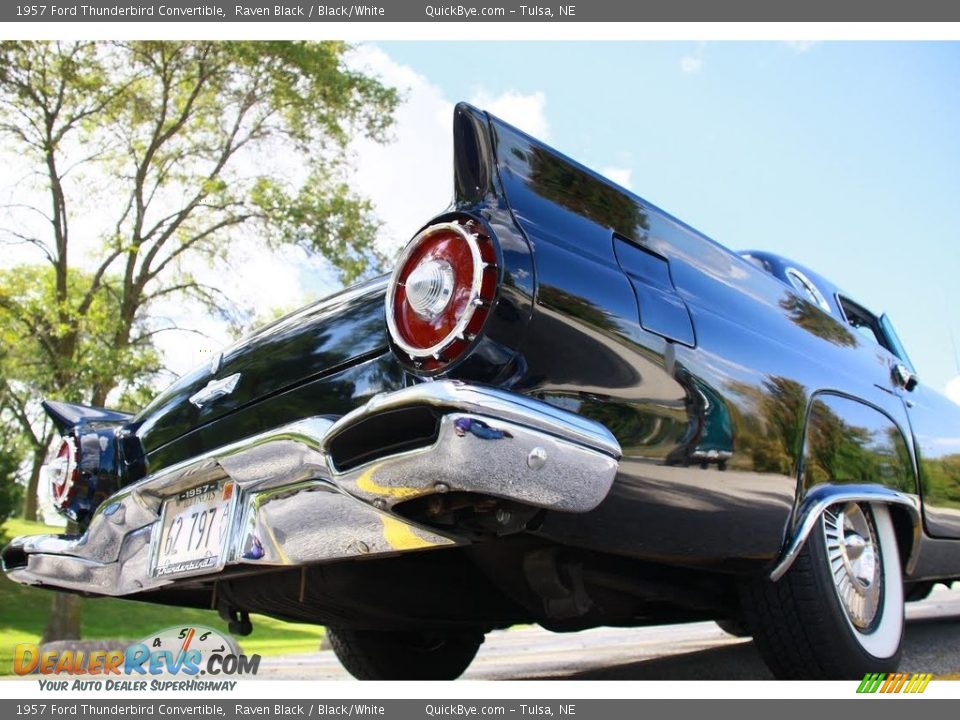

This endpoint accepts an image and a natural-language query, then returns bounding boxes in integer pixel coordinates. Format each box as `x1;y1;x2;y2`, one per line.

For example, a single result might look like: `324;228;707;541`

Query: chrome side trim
769;484;922;582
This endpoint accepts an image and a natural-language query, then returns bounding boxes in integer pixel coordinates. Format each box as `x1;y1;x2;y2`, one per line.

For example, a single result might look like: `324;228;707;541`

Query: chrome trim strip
784;266;831;314
769;484;922;582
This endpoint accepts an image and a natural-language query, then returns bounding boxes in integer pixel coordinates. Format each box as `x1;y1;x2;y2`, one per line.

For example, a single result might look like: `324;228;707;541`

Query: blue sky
378;41;960;396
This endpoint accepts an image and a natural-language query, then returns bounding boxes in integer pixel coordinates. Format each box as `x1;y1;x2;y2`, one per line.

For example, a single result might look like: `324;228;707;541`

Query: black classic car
5;103;960;681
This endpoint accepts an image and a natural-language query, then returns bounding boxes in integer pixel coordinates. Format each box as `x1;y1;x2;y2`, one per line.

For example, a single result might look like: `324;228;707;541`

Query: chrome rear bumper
2;381;620;596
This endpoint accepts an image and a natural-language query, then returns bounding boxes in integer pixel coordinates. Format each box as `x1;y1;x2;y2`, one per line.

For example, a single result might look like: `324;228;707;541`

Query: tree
0;40;397;516
0;265;161;520
0;41;397;640
0;413;25;542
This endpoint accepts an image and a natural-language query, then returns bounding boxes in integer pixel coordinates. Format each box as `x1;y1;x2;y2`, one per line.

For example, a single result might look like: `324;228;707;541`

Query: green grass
1;518;325;675
3;517;62;539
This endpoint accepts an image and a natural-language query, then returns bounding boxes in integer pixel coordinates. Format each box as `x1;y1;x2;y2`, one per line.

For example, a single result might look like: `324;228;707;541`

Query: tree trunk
41;519;82;642
41;592;82;643
22;445;46;522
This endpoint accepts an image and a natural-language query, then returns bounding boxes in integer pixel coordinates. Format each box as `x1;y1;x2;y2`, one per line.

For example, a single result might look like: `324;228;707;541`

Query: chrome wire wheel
742;501;903;678
823;502;882;631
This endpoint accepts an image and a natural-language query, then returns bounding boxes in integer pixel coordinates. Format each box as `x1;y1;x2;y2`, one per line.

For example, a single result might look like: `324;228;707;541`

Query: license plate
151;480;237;579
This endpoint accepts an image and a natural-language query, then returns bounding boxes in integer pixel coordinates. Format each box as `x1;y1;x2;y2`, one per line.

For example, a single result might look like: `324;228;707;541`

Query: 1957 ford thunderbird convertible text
5;104;960;680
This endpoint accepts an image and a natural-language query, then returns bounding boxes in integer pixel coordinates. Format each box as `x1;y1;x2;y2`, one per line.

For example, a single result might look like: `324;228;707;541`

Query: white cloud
947;376;960;406
344;52;553;257
345;45;455;258
469;89;550;140
601;166;633;190
680;56;703;74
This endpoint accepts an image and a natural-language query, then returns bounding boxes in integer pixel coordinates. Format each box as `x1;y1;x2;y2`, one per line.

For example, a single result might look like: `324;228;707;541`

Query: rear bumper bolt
350;541;370;555
527;446;547;470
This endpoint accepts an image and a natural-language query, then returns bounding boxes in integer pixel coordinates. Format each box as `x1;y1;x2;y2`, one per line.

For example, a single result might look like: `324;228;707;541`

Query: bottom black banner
1;699;955;720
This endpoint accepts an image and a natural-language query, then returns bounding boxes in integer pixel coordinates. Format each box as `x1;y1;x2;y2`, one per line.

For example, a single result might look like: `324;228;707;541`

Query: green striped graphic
857;673;886;693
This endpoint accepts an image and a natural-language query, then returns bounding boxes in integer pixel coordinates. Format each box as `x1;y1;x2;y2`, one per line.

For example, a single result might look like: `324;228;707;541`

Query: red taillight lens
49;437;79;512
386;218;497;372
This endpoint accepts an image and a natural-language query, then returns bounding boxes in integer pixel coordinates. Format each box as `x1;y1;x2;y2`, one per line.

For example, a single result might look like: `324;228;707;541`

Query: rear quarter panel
484;111;921;571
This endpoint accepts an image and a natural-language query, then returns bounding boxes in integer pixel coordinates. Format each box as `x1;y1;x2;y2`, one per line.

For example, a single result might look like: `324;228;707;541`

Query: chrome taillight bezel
49;436;79;513
386;217;498;371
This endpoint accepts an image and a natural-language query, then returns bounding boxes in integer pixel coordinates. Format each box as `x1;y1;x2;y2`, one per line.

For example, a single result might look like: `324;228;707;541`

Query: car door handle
892;364;918;392
189;373;242;408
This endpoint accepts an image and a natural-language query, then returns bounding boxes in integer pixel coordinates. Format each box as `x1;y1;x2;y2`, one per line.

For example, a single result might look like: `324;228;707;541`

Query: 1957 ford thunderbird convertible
5;103;960;681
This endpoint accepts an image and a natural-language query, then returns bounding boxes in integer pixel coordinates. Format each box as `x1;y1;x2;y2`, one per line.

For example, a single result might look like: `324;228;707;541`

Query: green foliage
251;172;386;285
0;42;398;648
0;266;161;408
0;439;24;541
0;41;398;356
0;41;398;533
921;453;960;510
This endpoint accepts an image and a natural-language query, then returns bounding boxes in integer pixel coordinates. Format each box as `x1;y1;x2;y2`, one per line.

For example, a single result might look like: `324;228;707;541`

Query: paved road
255;583;960;680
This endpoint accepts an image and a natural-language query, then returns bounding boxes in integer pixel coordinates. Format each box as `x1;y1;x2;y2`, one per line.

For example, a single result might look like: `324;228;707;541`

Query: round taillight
386;218;498;372
49;437;79;512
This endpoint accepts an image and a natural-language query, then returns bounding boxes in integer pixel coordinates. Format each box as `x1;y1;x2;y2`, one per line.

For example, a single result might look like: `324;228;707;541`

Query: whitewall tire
743;502;904;679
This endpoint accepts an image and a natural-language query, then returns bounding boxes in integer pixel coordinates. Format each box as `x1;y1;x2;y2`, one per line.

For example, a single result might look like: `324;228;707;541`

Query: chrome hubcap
823;503;881;630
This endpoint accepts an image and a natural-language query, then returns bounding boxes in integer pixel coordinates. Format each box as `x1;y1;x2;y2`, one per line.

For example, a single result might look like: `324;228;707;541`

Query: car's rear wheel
743;502;904;679
327;627;483;680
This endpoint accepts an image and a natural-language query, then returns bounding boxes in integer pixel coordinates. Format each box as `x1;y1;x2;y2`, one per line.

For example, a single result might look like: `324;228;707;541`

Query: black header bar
4;0;960;22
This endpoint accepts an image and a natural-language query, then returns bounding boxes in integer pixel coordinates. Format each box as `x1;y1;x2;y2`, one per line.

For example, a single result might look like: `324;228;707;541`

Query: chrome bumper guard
2;381;621;596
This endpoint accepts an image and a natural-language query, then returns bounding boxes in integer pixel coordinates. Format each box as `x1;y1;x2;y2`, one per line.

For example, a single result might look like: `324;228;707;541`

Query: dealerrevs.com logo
14;625;259;691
